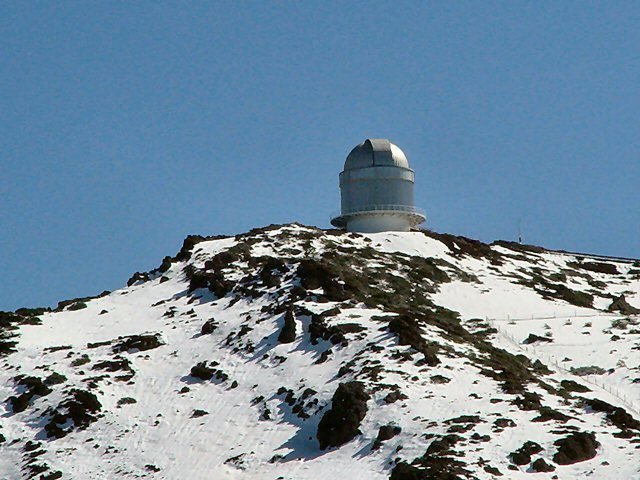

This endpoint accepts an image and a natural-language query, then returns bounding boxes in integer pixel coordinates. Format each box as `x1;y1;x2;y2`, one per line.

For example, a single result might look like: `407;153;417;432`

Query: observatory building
331;139;426;233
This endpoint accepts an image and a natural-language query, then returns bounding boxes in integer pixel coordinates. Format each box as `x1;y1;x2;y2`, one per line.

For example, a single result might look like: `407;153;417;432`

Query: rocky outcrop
317;381;370;450
553;432;599;465
607;294;640;315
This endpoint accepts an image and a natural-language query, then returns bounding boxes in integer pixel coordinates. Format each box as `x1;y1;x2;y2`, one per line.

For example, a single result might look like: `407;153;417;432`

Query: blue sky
2;2;639;311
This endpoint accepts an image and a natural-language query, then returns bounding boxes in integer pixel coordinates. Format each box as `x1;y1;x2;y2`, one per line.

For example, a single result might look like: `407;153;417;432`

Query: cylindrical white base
346;214;412;233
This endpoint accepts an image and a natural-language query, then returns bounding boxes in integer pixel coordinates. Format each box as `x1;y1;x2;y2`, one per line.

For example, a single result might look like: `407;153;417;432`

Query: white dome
344;138;410;170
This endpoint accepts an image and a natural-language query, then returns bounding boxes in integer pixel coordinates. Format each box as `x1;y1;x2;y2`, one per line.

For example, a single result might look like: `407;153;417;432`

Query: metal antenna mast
518;218;523;244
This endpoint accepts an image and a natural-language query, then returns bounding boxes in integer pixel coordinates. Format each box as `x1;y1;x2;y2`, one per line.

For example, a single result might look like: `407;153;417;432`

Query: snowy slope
1;224;639;480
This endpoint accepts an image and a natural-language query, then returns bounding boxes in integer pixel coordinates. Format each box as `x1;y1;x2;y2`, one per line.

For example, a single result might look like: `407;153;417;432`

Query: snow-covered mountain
1;223;639;480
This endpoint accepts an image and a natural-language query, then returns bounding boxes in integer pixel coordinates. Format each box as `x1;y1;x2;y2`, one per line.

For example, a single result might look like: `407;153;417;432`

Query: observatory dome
331;138;425;233
344;139;410;170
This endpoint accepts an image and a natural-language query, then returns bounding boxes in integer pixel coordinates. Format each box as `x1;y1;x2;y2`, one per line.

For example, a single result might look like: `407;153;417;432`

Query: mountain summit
1;224;639;479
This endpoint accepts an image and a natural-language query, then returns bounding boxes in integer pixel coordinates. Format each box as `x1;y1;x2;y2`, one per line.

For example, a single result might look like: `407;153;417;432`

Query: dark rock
320;307;341;317
522;333;553;344
277;309;297;343
200;319;218;335
54;292;108;312
185;261;237;298
584;398;640;432
67;302;87;311
0;338;18;357
71;354;90;367
510;441;543;465
372;425;401;449
531;458;555;472
568;261;619;275
533;407;571;423
607;294;640;315
126;272;149;287
470;433;490;442
483;465;502;476
184;266;209;291
492;239;545;253
426;434;461;455
493;418;516;429
258;257;287;287
552;431;599;465
411;438;472;479
24;440;41;451
512;391;542;411
45;345;72;353
157;256;173;273
308;315;333;345
92;358;132;373
444;415;480;425
532;359;552;375
316;349;332;364
26;464;48;476
204;251;236;270
289;285;307;300
113;334;164;353
224;453;246;467
175;235;206;261
316;381;370;450
560;379;590;393
44;389;102;438
14;307;50;316
390;462;424;480
301;388;317;399
8;376;52;413
377;425;401;441
335;323;366;335
190;362;215;381
383;390;407;404
570;365;606;376
18;375;52;397
308;315;360;346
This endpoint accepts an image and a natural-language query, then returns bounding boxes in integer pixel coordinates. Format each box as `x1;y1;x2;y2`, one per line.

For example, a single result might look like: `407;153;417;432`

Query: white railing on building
331;204;426;221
